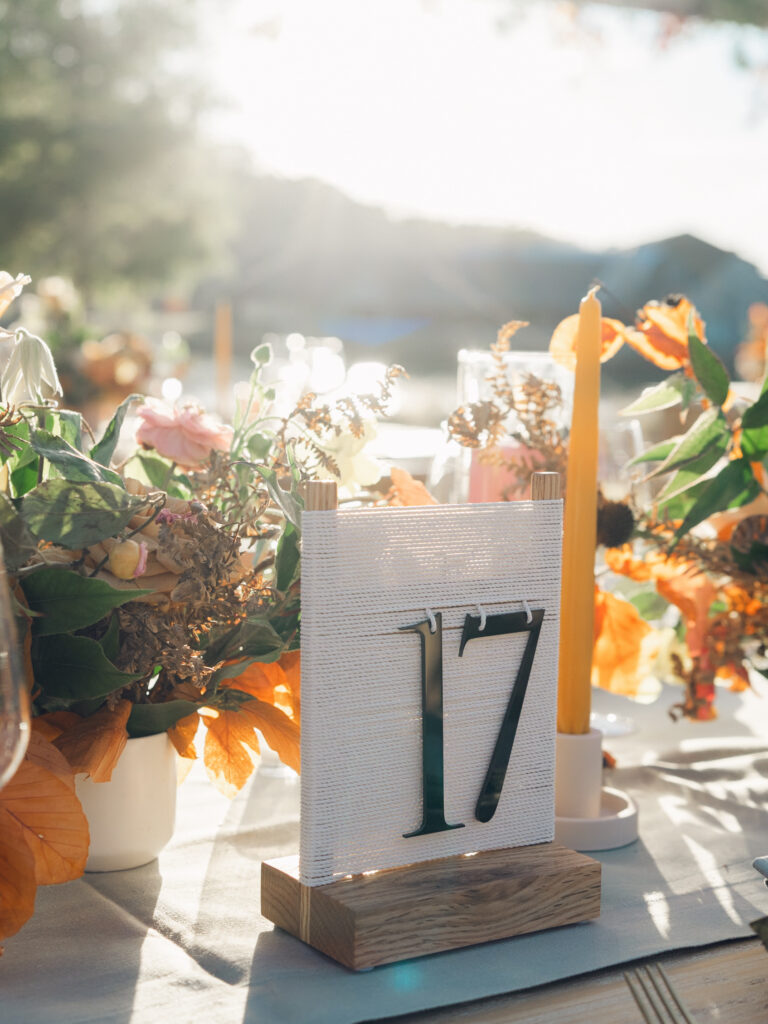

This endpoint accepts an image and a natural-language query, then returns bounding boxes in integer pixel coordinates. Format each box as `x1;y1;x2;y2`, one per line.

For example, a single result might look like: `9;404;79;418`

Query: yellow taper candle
558;285;601;735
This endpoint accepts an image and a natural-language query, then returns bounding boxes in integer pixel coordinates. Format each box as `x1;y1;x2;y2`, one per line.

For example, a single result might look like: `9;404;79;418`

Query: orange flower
389;466;438;506
592;586;658;697
624;296;706;370
549;314;626;370
606;546;716;659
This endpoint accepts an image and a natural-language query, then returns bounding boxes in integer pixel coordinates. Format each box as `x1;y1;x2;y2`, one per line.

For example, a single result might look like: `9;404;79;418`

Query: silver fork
624;963;696;1023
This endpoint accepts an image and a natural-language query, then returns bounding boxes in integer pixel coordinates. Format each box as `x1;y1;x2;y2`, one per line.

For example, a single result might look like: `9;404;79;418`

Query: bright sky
205;0;768;273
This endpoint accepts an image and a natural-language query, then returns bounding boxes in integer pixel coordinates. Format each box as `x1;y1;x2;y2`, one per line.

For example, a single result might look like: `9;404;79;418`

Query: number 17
399;608;544;837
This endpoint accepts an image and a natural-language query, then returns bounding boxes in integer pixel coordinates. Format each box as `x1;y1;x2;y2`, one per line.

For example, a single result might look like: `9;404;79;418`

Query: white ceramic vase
75;731;177;872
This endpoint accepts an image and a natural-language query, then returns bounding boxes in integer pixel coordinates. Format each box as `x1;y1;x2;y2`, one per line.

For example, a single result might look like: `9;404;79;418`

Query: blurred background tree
0;0;228;299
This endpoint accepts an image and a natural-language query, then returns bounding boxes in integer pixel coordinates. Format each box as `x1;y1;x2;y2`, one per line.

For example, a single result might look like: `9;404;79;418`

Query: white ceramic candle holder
554;728;638;851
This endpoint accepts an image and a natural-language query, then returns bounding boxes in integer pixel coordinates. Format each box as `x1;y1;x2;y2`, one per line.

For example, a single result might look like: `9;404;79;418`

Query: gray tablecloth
3;683;768;1024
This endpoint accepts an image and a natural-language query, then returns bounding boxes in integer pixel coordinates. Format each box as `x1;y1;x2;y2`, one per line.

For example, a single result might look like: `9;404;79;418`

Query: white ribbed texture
299;500;562;886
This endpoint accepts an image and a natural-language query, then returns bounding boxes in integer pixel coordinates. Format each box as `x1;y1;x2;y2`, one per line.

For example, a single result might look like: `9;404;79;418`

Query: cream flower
1;329;62;404
0;272;31;334
315;420;384;493
0;272;31;318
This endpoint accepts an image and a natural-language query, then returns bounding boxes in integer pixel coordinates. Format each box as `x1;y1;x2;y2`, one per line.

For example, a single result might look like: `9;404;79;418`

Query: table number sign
262;475;602;969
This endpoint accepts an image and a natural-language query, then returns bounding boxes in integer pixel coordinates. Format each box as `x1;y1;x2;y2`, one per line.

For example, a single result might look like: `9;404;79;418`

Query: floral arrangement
0;270;404;944
449;293;768;722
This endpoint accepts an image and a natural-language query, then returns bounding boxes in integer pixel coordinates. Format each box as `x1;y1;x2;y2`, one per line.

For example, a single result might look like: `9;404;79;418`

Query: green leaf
30;430;124;485
31;633;142;702
99;613;121;662
628;438;679;466
127;700;199;738
275;521;300;592
742;389;768;431
688;330;729;406
741;423;768;460
655;479;711;521
671;459;760;548
620;380;683;416
128;452;192;498
0;420;30;466
0;492;37;571
253;464;304;529
647;407;728;480
629;590;670;621
10;459;39;498
20;567;150;636
89;393;142;467
246;432;273;461
654;442;729;503
204;617;284;669
20;478;145;548
56;410;84;453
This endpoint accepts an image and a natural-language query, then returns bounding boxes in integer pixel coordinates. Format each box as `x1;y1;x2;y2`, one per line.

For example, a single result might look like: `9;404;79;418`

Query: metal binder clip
425;608;437;634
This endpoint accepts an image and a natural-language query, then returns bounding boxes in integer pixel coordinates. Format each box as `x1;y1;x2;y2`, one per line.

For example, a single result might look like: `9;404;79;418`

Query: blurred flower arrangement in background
449;293;768;723
0;271;403;944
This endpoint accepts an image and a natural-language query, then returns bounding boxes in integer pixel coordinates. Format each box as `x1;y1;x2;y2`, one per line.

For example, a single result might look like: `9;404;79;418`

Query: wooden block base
261;842;601;970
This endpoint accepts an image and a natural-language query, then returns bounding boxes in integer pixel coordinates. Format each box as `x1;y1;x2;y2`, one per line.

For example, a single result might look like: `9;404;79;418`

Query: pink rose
135;399;233;467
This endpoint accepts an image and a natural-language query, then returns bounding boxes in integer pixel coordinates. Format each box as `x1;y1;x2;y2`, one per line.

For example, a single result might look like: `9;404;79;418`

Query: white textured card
299;500;562;885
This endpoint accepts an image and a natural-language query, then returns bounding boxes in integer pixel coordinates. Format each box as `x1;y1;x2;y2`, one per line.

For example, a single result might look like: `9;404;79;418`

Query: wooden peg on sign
300;480;338;511
531;471;561;502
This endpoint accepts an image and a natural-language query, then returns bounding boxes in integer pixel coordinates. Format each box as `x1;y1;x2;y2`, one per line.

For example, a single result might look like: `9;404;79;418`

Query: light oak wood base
261;842;601;970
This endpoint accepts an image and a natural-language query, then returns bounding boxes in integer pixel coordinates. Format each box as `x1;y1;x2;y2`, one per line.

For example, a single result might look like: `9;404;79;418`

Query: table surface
3;683;768;1024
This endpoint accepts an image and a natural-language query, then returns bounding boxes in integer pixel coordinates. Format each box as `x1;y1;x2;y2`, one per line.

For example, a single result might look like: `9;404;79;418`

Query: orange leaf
241;699;301;774
389;467;439;507
625;296;706;371
592;587;657;698
549;314;626;370
32;711;82;743
24;731;77;792
168;712;199;760
223;660;286;703
53;700;131;783
201;709;260;797
0;744;89;886
0;811;37;943
279;650;301;721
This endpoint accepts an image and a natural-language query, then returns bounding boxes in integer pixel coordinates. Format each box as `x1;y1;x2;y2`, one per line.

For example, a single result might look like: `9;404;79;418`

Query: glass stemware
0;541;30;790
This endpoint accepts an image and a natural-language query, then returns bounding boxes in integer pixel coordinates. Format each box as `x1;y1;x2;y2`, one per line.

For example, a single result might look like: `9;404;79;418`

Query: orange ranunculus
549;314;626;371
624;296;706;371
135;398;233;468
723;583;763;620
592;586;658;697
606;546;717;660
389;466;439;506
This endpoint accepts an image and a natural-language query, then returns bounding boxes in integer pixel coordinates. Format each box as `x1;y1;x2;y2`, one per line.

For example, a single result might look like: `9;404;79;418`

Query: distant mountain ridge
198;175;768;384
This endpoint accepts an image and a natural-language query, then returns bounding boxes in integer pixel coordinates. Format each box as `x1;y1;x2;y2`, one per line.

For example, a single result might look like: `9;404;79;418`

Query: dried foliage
447;322;568;498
